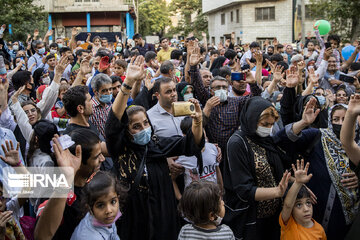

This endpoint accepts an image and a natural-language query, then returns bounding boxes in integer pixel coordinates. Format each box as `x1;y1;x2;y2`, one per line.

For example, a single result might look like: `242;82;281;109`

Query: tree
169;0;208;39
309;0;360;42
138;0;171;37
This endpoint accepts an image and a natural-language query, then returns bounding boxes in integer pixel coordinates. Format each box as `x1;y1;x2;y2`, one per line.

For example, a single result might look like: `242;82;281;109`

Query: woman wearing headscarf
223;96;319;240
176;81;194;101
105;56;204;240
210;56;227;77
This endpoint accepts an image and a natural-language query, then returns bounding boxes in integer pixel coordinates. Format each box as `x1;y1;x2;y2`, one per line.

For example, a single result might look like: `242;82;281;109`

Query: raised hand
273;65;284;83
71;27;79;37
33;29;39;38
285;65;300;88
265;59;276;73
244;69;256;84
144;70;154;90
277;170;291;198
302;97;320;125
125;55;145;84
11;86;26;104
45;29;53;38
52;135;82;179
253;50;263;63
79;55;92;75
0;140;21;167
187;40;196;57
308;68;319;85
324;47;333;61
273;37;278;46
347;94;360;115
55;55;71;75
292;159;312;184
325;89;335;103
203;96;220;117
297;60;305;72
189;47;201;66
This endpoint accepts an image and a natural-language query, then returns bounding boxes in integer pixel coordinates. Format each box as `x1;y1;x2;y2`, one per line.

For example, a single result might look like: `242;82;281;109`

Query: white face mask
42;76;51;85
214;89;228;102
50;49;57;54
256;125;273;137
214;215;223;226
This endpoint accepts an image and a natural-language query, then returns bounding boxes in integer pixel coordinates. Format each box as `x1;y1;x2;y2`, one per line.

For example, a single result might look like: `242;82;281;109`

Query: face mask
42;76;51;85
21;65;26;71
214;215;223;226
26;82;34;91
132;127;152;145
256;125;273;137
92;209;122;227
38;47;45;55
12;45;19;51
99;94;113;104
275;102;281;112
316;95;326;106
57;44;63;49
116;46;122;52
237;52;242;58
50;49;57;54
332;124;342;139
183;93;194;102
214;89;228;102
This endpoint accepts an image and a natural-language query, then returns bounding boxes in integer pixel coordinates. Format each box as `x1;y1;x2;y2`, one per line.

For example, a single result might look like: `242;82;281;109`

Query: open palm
126;56;145;82
348;94;360;115
0;140;20;166
292;159;312;184
302;97;320;125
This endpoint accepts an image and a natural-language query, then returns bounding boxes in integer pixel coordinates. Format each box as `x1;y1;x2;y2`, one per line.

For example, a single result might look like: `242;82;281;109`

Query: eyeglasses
24;108;37;115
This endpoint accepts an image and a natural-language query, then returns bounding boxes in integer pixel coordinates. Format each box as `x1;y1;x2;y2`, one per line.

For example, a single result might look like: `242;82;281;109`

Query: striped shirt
89;97;111;139
178;224;235;240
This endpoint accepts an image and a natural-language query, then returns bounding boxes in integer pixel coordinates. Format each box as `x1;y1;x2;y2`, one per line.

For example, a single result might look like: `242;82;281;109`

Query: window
255;7;275;21
211;37;215;44
305;5;314;20
236;9;239;23
256;38;274;49
231;11;233;22
221;13;225;25
220;36;225;44
237;37;240;44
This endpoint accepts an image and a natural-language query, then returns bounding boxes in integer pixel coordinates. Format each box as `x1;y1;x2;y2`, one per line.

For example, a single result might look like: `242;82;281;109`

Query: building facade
35;0;135;39
203;0;317;46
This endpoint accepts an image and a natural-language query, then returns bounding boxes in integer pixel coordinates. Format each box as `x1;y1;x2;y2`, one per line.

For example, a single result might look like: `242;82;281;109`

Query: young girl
178;181;234;240
70;171;127;240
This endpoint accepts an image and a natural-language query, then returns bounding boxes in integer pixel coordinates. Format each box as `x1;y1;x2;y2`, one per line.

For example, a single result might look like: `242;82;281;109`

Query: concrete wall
206;0;319;45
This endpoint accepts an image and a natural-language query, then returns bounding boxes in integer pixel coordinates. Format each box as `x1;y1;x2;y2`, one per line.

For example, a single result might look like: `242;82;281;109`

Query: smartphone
186;36;196;41
325;42;332;49
339;74;355;84
231;72;245;81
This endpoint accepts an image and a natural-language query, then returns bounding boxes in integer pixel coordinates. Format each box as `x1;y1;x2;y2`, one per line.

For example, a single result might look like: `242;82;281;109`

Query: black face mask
232;86;246;96
332;124;342;139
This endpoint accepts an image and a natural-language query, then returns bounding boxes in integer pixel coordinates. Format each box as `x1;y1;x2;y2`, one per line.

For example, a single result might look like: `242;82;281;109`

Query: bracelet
122;82;132;90
15;159;22;167
120;86;130;95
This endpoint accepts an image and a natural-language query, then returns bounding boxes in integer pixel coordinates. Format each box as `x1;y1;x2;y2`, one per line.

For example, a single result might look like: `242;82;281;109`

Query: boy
113;59;127;82
240;41;260;68
280;160;326;240
173;117;223;200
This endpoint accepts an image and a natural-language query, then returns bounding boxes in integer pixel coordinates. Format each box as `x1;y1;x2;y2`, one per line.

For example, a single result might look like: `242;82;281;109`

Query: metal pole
87;13;91;33
301;0;305;45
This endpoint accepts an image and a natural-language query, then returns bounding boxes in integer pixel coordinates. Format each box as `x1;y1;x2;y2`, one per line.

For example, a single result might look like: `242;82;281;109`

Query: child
178;181;234;240
280;160;326;239
240;41;260;68
52;83;69;119
70;171;127;240
173;117;223;199
113;59;127;82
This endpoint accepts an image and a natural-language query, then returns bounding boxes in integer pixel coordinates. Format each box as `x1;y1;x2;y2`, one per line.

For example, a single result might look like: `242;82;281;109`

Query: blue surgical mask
99;94;113;104
116;46;122;52
214;89;228;102
38;47;45;55
183;93;193;102
57;44;63;49
316;95;326;106
132;127;152;145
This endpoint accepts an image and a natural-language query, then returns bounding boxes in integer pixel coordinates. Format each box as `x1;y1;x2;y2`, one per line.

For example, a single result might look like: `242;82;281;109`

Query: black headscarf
210;56;226;76
294;94;327;128
240;96;289;182
33;120;59;155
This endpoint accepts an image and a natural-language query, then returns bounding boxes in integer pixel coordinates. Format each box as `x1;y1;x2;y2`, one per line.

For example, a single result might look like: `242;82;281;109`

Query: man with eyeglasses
189;46;262;156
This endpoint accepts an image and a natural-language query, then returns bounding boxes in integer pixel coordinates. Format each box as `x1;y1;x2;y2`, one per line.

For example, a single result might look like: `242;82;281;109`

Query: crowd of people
0;23;360;240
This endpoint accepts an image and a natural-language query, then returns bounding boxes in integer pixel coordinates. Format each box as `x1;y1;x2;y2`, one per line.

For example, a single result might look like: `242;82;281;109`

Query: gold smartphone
172;102;195;117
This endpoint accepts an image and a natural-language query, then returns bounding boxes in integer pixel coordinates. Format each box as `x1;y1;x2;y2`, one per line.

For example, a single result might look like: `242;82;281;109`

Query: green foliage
138;0;171;37
169;0;208;38
309;0;360;41
0;0;47;42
